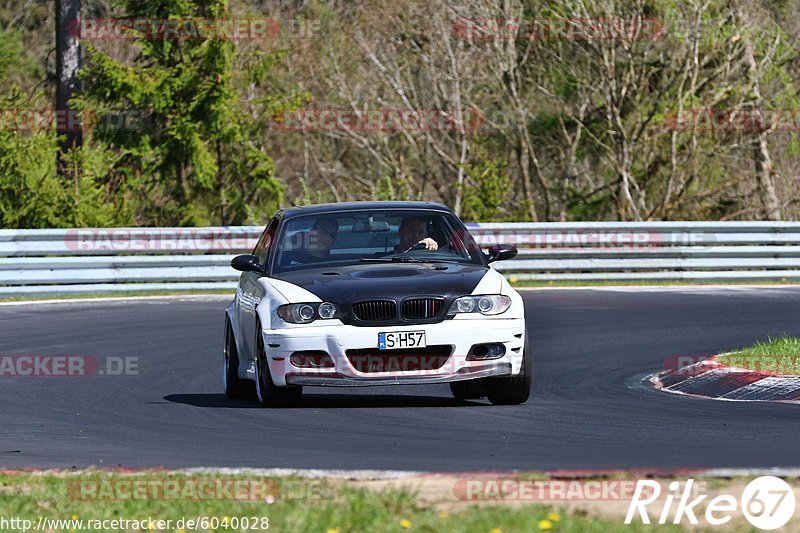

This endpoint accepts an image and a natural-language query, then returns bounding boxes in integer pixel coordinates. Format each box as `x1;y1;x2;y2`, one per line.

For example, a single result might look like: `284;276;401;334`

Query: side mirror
231;254;266;274
487;244;518;263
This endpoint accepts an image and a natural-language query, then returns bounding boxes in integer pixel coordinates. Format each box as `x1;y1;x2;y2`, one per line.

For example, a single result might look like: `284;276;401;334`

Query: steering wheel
404;242;428;253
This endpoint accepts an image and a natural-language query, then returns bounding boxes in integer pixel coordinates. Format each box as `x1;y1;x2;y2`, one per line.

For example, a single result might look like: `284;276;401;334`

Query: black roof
280;201;454;219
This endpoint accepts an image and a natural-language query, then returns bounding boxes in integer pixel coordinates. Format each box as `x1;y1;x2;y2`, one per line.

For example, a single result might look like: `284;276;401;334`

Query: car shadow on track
163;393;487;409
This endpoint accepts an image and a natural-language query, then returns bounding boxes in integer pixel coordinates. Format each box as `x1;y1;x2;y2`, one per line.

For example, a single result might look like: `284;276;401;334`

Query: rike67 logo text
625;476;795;530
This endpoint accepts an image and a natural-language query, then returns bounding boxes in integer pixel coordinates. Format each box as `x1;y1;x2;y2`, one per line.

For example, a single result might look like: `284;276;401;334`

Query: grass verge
718;336;800;374
0;471;681;533
508;278;800;288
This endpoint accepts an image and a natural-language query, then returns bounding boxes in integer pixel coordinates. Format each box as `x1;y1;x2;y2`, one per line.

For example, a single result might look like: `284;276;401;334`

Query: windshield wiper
360;255;453;264
360;255;419;263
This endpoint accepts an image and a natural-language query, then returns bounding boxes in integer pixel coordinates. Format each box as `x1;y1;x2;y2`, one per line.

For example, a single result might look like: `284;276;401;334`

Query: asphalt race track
3;288;800;472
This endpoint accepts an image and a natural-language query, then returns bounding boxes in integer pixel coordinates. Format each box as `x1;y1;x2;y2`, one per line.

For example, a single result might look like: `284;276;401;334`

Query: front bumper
260;318;526;387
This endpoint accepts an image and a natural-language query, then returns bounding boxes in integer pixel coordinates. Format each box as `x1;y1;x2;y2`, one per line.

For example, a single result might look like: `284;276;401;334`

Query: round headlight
298;304;315;321
477;297;494;313
318;302;336;319
456;297;475;313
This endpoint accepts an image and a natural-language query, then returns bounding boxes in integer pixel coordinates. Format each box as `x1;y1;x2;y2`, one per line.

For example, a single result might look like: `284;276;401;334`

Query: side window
254;218;280;266
252;227;268;256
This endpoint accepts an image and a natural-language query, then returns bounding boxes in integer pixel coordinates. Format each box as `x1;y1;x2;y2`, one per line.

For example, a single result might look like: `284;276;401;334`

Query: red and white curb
652;357;800;403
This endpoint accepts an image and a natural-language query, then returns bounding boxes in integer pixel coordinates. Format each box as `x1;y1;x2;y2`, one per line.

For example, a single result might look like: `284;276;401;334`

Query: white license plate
378;331;426;350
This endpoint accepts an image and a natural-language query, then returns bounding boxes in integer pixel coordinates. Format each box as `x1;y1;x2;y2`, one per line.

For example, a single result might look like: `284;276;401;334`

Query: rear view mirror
352;218;390;233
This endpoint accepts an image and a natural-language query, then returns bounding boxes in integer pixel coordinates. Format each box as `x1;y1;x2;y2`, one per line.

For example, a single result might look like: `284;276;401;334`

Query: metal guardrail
3;222;800;295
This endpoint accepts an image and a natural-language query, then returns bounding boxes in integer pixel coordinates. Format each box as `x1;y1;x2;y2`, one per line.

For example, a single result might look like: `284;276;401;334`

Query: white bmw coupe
224;201;530;406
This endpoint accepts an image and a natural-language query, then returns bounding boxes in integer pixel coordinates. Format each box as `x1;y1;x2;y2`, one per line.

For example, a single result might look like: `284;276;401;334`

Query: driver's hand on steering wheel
418;237;438;251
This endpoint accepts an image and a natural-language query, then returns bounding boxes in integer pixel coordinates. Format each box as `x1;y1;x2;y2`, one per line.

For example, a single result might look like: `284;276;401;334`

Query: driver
395;217;438;253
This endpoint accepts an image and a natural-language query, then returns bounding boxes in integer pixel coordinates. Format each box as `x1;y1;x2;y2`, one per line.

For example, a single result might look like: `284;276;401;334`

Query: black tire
254;323;303;407
224;319;255;399
449;379;486;400
485;334;532;405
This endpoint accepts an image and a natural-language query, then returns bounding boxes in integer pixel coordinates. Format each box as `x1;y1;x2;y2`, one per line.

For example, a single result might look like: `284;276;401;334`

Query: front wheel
485;334;532;405
254;326;303;407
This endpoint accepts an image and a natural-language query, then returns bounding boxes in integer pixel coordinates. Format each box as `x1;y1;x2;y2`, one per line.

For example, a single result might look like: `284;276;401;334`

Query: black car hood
272;262;490;303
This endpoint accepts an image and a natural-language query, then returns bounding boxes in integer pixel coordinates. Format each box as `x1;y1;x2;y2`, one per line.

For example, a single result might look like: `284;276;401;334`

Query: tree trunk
517;141;538;221
740;10;781;221
753;132;781;221
55;0;82;173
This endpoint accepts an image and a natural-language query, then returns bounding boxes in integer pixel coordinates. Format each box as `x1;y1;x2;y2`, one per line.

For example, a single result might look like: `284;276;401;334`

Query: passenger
287;218;339;265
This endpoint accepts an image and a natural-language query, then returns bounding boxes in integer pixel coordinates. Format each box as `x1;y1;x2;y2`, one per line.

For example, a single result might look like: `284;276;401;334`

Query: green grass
508;278;800;288
0;471;683;533
719;336;800;374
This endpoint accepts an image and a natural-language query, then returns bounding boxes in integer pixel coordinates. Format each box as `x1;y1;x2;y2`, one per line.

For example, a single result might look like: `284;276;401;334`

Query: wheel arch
224;302;248;376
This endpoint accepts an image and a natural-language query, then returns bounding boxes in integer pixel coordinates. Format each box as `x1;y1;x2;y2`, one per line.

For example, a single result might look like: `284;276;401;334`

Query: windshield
271;209;486;273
